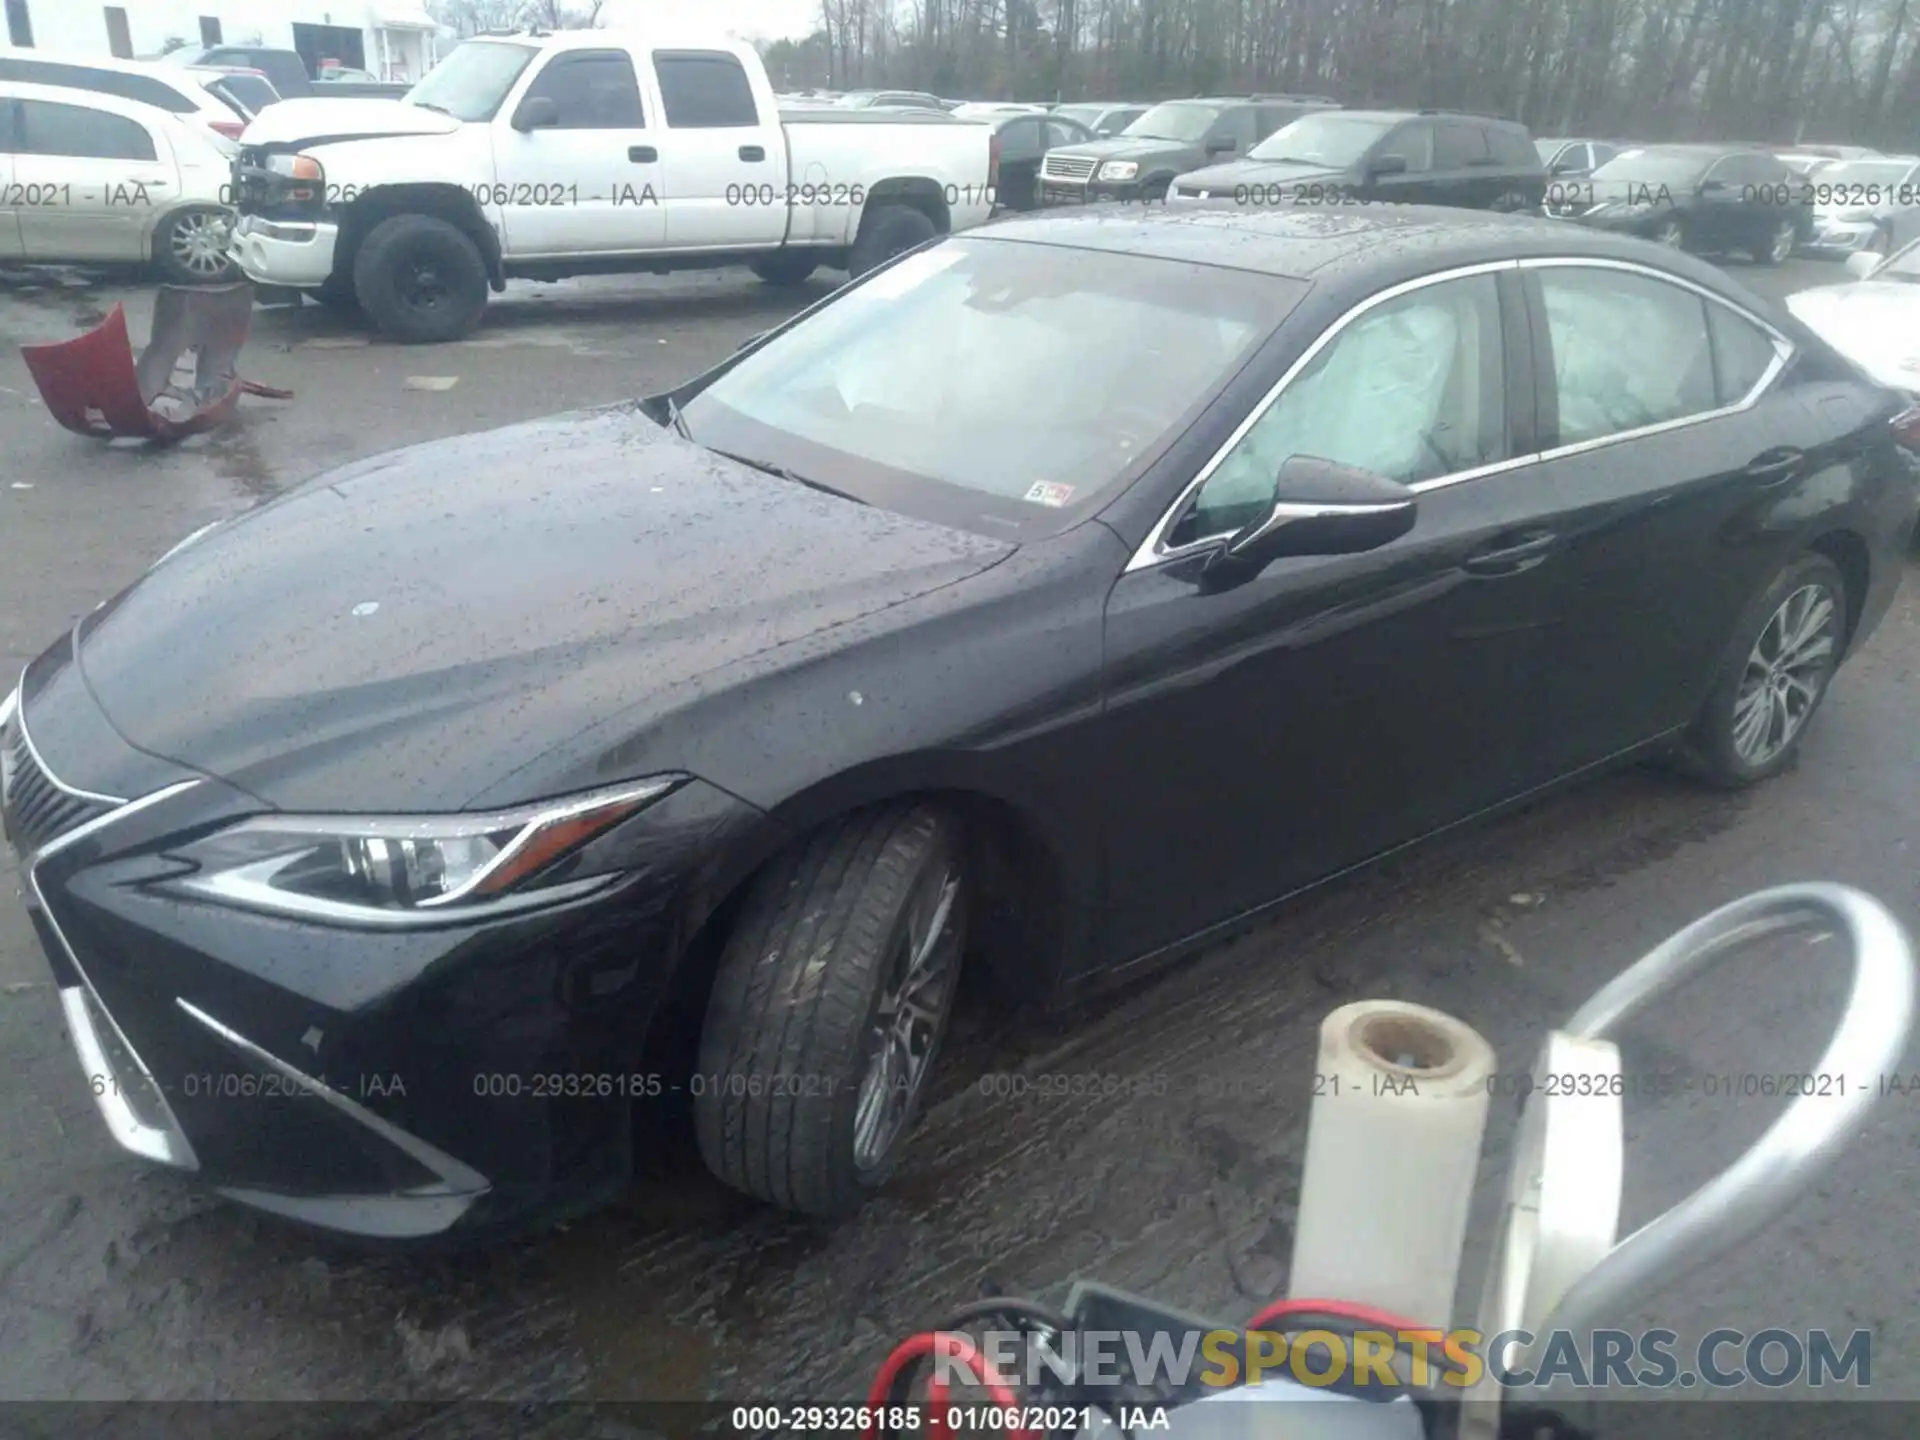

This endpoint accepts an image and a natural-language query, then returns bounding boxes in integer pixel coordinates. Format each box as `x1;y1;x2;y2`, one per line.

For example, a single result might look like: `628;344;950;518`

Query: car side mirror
1843;250;1882;280
512;95;559;132
1549;157;1579;175
1206;457;1417;583
1370;153;1409;177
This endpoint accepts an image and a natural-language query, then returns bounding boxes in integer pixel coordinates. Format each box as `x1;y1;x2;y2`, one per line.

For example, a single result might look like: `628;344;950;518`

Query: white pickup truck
226;29;999;342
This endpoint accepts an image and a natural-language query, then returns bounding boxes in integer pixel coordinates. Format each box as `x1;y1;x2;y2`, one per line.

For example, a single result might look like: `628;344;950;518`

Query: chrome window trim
26;780;205;1171
177;997;490;1197
1125;253;1797;575
9;665;128;806
1125;258;1521;574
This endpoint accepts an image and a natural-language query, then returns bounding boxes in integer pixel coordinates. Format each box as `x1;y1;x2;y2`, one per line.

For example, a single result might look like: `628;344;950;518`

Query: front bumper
228;213;339;288
3;642;769;1244
1798;218;1881;255
1040;172;1151;204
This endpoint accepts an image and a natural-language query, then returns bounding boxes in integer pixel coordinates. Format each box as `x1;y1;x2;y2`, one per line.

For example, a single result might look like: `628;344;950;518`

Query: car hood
1786;282;1920;394
1174;158;1345;191
239;96;459;146
74;404;1012;812
1054;135;1199;165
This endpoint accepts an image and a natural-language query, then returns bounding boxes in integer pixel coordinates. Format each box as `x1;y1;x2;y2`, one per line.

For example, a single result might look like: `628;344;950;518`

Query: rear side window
1434;121;1491;168
654;50;759;128
0;59;196;113
1708;304;1780;404
521;51;644;128
1538;266;1718;445
17;99;157;160
1487;128;1538;167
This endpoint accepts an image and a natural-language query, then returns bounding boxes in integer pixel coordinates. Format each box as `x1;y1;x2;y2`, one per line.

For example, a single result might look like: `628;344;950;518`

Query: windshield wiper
706;447;869;506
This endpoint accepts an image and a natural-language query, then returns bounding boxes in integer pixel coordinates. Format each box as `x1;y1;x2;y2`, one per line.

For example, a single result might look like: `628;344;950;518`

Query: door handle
1463;529;1558;575
1744;447;1804;484
629;145;657;163
738;144;765;161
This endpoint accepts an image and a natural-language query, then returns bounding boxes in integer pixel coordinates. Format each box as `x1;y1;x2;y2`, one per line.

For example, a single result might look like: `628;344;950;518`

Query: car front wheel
694;804;966;1217
1652;216;1687;250
1677;553;1847;788
1757;218;1797;265
352;213;490;343
152;206;238;285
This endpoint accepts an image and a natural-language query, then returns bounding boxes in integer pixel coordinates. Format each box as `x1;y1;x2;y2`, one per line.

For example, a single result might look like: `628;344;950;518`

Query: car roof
0;78;200;125
971;204;1757;289
0;51;223;103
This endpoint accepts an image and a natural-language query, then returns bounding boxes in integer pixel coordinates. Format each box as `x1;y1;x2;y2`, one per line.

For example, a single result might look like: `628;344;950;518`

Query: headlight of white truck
1100;161;1139;181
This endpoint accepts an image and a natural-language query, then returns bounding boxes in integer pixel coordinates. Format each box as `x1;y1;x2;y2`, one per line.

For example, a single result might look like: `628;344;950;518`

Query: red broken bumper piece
20;283;291;440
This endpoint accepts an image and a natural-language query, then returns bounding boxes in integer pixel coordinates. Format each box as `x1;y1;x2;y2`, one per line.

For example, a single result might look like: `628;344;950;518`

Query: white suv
0;53;250;142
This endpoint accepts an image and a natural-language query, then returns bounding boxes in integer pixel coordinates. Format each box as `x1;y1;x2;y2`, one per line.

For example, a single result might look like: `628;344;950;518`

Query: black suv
1038;95;1337;203
1544;144;1807;264
1168;109;1549;212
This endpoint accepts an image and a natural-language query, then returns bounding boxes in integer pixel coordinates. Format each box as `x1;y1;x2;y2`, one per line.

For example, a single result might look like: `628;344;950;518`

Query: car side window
17;99;156;161
1538;267;1719;447
654;50;760;128
1171;273;1506;546
1212;108;1257;152
1487;128;1536;167
1044;118;1081;148
1380;120;1434;172
998;117;1043;160
523;52;645;128
1591;142;1619;168
1702;155;1740;189
1707;304;1779;405
1434;121;1490;168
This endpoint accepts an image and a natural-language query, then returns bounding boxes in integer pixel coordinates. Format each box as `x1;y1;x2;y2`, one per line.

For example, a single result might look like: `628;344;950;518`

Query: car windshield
1250;112;1397;164
403;40;535;121
679;238;1303;537
1123;102;1223;142
1591;149;1713;185
1814;160;1914;189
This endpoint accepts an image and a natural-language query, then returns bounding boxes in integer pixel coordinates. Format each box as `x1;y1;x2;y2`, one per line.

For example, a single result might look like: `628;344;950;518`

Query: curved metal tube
1534;882;1914;1345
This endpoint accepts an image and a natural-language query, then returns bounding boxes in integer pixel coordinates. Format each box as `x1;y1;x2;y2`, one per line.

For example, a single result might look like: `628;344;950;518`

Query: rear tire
847;203;937;278
352;213;489;344
750;253;819;287
694;805;966;1218
1674;553;1847;788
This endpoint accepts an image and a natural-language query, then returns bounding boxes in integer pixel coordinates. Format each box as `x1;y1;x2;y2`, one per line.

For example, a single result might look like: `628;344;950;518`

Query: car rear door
652;48;786;248
13;96;169;262
1097;263;1588;964
1509;258;1820;769
1431;119;1495;207
491;48;663;255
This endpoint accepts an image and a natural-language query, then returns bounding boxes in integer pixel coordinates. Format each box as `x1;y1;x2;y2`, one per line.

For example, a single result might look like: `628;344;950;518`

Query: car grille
0;716;111;858
1043;154;1097;181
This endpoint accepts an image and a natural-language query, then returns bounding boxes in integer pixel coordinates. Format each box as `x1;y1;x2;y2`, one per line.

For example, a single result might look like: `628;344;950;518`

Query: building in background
3;1;439;83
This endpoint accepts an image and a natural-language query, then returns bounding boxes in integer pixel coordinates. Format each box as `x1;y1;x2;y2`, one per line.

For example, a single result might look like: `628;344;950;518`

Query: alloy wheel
171;211;232;278
1769;221;1795;263
852;864;961;1171
1730;582;1838;768
1655;219;1684;248
399;256;449;313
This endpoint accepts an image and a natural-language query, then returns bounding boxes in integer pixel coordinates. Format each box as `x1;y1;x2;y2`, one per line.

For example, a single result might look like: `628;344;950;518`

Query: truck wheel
1673;553;1846;788
750;254;819;287
847;204;936;278
694;804;967;1218
151;206;237;285
352;213;488;343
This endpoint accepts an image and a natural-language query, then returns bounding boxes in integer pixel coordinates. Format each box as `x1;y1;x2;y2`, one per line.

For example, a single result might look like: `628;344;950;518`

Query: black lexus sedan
5;207;1917;1245
1544;143;1807;262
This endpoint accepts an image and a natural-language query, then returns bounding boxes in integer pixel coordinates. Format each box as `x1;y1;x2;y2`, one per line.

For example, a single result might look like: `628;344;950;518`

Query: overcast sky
601;0;823;43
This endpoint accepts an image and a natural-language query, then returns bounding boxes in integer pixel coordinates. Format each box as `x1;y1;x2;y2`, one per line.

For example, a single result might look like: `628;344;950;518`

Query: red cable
1246;1296;1438;1335
861;1330;1037;1440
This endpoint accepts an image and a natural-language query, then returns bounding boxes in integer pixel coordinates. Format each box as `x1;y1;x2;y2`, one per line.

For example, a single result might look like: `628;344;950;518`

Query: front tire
352;213;489;343
1652;215;1687;250
750;253;818;287
151;206;237;285
695;805;966;1217
1677;553;1846;788
847;204;937;278
1756;218;1796;265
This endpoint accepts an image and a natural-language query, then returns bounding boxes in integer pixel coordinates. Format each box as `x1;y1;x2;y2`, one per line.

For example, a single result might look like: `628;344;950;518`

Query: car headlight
165;777;679;925
1100;161;1139;181
264;152;323;182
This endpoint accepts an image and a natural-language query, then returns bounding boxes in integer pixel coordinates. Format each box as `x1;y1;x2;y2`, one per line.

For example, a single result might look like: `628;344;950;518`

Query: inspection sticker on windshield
1024;481;1076;508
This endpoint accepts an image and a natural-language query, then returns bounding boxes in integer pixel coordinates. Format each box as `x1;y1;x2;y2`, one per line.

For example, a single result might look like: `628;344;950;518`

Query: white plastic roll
1285;1000;1496;1330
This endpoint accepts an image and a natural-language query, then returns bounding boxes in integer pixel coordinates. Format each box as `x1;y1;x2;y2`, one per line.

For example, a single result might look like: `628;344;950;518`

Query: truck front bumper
229;214;339;289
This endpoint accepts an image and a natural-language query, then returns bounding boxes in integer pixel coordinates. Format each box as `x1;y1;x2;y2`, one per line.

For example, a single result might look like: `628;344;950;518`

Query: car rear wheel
1652;216;1687;250
1676;553;1846;788
1489;188;1530;212
847;204;937;278
352;213;490;344
694;804;966;1217
750;253;819;287
1757;218;1796;265
151;206;237;285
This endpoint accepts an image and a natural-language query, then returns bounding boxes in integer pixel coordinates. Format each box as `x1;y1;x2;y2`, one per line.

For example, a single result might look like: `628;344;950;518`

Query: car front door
1431;119;1494;206
491;49;663;255
1363;119;1436;204
996;116;1045;209
1199;107;1258;166
651;49;786;248
1098;264;1587;964
1690;154;1744;250
1511;258;1818;768
12;97;168;261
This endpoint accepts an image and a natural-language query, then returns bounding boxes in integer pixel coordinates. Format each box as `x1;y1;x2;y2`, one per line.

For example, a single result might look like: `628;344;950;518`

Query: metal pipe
1533;882;1914;1347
